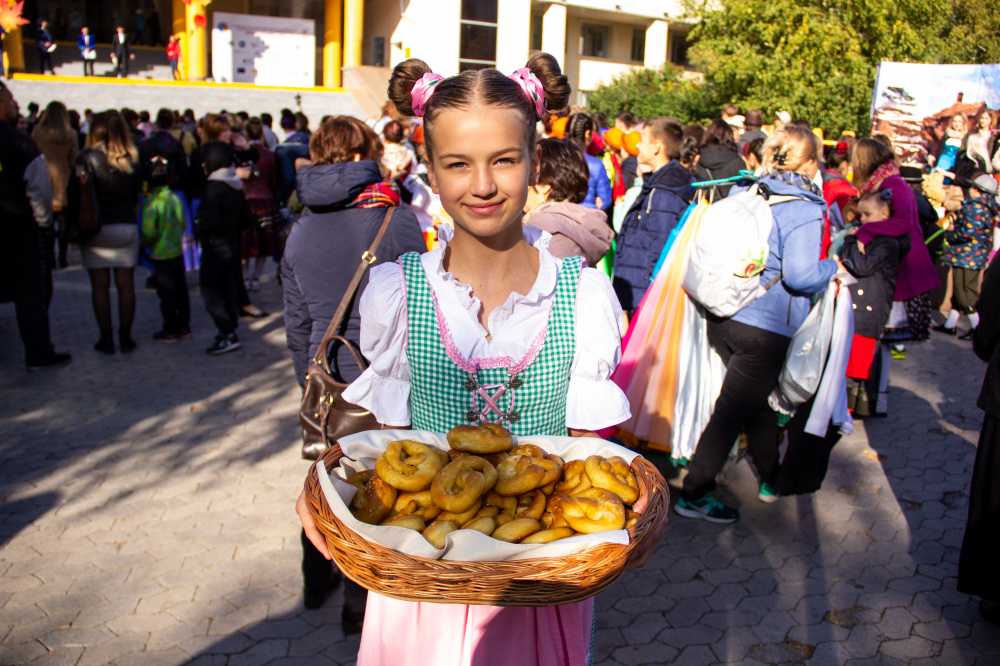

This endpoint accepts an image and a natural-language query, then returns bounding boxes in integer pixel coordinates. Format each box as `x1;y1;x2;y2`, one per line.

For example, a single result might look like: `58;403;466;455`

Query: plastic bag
778;279;837;406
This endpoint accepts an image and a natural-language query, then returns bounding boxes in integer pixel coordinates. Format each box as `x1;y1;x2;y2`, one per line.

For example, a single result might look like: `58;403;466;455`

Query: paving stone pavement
3;254;1000;665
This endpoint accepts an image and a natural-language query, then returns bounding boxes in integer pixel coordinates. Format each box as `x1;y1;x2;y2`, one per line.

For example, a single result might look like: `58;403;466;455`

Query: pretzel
554;460;592;496
346;470;397;525
541;492;570;529
391;491;441;522
484;492;517;526
495;455;546;496
515;490;546;521
492;517;542;543
538;454;564;487
559;488;626;534
520;527;575;544
380;514;426;531
422;520;460;549
430;457;497;513
461;515;497;536
436;498;483;525
375;440;446;492
447;423;513;454
509;444;547;458
585;455;639;505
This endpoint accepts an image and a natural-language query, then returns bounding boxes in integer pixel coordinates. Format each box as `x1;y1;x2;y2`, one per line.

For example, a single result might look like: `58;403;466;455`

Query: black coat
975;253;1000;418
112;32;131;59
694;144;745;198
194;174;253;245
76;148;141;226
840;233;911;338
280;160;425;387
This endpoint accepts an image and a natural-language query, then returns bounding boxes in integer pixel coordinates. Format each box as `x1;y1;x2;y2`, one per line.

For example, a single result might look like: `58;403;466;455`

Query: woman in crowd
32;101;78;269
694;118;746;198
674;127;838;523
929;113;969;181
564;112;613;212
822;138;858;239
851;138;940;398
240;117;280;292
76;110;142;354
965;111;996;174
280;116;425;630
523;138;613;266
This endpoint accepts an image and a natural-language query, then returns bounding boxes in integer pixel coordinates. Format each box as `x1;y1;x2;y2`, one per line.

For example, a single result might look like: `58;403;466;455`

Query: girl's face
858;199;890;224
979;113;992;131
427;105;538;241
951;115;966;133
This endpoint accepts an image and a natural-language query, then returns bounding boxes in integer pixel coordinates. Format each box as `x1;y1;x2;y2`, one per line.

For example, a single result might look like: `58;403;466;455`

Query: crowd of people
4;48;1000;659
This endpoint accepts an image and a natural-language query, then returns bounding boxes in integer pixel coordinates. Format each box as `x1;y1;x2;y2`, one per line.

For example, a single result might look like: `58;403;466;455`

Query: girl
965;111;996;174
694;117;746;199
32;100;78;269
240;117;280;292
297;51;655;665
564;112;613;212
929;113;969;181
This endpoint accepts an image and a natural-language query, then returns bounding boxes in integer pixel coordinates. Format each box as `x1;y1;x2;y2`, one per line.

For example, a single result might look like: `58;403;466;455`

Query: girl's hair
615;110;637;129
827;135;856;169
760;126;822;176
851;138;896;188
245;117;264;142
700;118;737;152
309;115;382;165
679;136;700;176
35;101;75;144
295;112;310;132
201;113;231;142
591;112;609;130
744;138;764;165
858;190;891;210
976;110;995;130
564;112;595;152
949;112;969;132
382;120;404;144
682;123;705;145
139;110;150;123
86;110;138;173
387;50;570;160
536;138;589;204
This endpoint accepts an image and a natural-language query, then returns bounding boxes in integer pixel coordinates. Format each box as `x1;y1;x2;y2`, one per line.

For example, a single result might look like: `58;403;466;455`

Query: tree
586;64;712;123
939;0;1000;64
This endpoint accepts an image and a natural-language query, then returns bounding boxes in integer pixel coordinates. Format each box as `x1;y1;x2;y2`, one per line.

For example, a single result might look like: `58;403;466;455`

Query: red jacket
166;42;180;60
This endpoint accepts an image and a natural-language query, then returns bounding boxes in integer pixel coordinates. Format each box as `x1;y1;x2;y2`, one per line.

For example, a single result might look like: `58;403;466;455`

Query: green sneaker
674;494;739;523
891;345;906;360
758;482;779;504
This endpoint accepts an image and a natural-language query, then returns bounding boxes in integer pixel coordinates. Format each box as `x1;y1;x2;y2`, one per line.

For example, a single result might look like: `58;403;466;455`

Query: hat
973;174;999;196
623;131;641;156
604;127;624;151
550;116;568;139
744;110;763;128
776;111;792;125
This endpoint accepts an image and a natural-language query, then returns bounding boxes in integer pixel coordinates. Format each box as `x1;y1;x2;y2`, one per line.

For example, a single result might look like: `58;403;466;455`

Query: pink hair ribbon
411;72;444;118
509;67;546;119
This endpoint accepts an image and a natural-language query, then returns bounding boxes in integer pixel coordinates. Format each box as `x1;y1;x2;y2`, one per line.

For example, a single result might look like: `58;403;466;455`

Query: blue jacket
583;153;613;210
78;33;96;53
730;171;838;337
613;160;695;311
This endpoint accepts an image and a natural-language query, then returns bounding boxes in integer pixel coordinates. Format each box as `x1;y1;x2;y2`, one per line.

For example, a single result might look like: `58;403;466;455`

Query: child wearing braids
296;51;658;665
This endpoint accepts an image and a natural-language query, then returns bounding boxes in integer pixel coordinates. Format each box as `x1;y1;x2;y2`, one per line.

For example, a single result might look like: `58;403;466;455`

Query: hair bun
387;58;433;118
525;51;570;114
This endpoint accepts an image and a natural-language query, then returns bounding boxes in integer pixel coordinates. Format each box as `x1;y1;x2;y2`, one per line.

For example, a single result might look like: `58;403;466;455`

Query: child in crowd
379;119;416;179
838;191;911;415
141;156;191;342
297;50;659;665
612;116;696;314
194;141;255;354
936;174;1000;340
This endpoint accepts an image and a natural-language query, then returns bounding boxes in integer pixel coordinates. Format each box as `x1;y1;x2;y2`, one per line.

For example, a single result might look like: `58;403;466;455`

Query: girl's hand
296;489;331;560
626;490;664;570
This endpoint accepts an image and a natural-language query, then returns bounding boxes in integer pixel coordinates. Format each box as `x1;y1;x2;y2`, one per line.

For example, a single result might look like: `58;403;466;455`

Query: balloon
193;13;206;29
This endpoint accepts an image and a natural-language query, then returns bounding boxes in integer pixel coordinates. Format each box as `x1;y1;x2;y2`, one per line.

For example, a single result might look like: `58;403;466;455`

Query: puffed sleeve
341;263;412;426
566;267;632;430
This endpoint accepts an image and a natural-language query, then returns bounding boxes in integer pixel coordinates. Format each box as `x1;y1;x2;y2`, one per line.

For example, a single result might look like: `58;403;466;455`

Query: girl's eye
446;162;468;170
496;157;516;166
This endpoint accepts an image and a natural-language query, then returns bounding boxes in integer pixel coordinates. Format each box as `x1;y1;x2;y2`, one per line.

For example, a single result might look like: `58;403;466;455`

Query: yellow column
323;0;342;88
185;1;207;81
4;27;25;72
173;0;188;79
343;0;363;68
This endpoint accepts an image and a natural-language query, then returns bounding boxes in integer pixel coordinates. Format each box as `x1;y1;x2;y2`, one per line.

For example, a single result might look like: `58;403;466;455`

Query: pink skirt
358;594;594;666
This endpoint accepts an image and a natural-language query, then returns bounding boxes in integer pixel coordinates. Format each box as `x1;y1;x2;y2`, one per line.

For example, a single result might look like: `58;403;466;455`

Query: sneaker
152;330;179;343
177;326;192;339
890;345;906;360
758;483;779;504
206;333;241;355
674;494;739;523
26;352;72;371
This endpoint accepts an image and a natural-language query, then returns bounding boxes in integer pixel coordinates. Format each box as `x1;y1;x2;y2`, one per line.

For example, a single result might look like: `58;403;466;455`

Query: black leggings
87;266;136;336
681;318;791;501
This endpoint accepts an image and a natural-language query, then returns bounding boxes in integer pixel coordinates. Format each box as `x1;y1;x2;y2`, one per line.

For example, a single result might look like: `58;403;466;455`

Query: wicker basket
304;444;669;607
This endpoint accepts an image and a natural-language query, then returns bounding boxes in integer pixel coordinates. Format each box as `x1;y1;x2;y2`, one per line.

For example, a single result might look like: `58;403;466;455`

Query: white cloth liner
316;429;638;562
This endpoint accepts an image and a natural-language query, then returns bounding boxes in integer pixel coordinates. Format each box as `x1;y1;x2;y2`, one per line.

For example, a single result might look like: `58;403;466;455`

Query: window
459;0;497;70
580;23;608;58
530;14;543;52
631;28;646;62
670;34;690;67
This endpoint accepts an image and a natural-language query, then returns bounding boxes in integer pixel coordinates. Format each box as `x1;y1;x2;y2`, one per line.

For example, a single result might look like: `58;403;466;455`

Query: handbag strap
313;207;396;372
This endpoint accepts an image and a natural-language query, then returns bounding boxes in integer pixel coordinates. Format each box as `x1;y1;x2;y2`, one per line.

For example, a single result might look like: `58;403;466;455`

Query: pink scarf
858;160;900;198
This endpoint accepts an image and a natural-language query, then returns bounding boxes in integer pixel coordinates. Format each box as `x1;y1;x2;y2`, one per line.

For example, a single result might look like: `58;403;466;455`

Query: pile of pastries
345;424;641;549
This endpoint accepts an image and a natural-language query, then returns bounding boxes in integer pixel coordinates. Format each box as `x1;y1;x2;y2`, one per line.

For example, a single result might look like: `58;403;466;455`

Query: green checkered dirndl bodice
400;252;581;437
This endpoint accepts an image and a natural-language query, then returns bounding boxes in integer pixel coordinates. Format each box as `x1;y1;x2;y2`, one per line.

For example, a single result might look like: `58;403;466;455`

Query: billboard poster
870;61;1000;167
211;12;315;88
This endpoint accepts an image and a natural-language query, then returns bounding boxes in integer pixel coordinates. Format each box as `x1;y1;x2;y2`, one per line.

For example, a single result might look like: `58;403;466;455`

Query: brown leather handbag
299;208;395;460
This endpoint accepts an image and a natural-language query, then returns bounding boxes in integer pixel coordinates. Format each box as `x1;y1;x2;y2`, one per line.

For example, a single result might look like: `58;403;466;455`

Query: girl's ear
427;160;440;194
529;144;541;186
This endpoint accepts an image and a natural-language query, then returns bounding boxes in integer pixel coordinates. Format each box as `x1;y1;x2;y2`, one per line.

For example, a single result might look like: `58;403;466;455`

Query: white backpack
681;184;805;317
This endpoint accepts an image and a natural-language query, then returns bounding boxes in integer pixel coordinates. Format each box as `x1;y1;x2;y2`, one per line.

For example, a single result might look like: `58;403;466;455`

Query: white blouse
343;225;632;430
